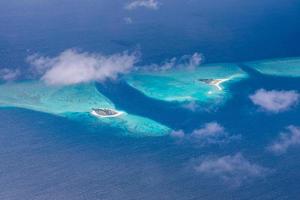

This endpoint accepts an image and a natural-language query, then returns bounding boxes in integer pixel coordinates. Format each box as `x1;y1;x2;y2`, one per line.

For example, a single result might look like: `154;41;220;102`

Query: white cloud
184;52;203;70
192;122;224;138
158;57;177;71
191;122;239;144
250;89;299;113
27;54;55;76
143;52;203;72
171;122;239;145
268;125;300;154
125;0;160;10
170;130;185;138
27;49;138;86
0;68;20;81
194;153;268;186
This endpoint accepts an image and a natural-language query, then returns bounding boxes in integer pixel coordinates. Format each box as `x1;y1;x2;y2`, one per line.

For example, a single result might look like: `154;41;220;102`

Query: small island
91;108;124;118
198;78;229;90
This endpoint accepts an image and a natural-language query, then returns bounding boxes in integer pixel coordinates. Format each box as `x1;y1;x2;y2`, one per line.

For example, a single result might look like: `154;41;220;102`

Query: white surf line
90;110;124;118
212;78;230;91
211;74;241;90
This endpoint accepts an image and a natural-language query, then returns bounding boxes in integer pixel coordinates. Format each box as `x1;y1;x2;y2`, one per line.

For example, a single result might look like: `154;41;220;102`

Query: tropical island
198;78;229;90
91;108;124;118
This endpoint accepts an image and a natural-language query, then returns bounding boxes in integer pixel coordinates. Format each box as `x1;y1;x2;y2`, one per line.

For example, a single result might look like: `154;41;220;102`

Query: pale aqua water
0;81;169;136
246;57;300;77
125;63;247;104
1;0;300;199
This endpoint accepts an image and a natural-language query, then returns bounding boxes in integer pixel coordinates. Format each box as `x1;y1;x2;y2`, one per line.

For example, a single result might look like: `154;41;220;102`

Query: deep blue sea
1;0;300;199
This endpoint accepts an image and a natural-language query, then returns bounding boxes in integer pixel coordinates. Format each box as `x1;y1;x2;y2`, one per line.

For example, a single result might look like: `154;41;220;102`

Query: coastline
209;78;230;91
90;109;124;118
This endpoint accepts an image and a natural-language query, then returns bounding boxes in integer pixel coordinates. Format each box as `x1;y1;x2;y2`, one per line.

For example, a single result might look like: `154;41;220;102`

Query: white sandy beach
90;109;124;118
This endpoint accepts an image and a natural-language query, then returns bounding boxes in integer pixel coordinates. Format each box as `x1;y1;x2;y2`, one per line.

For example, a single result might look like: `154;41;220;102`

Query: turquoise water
246;57;300;77
1;57;300;199
0;81;170;136
0;81;113;114
1;0;300;199
125;63;247;105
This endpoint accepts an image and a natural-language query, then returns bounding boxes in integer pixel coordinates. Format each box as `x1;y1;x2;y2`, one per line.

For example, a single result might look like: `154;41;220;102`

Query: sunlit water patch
246;57;300;77
0;81;170;136
125;63;247;106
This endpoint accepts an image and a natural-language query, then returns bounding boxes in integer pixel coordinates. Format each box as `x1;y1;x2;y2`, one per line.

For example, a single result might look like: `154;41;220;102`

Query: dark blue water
1;0;300;199
1;0;300;67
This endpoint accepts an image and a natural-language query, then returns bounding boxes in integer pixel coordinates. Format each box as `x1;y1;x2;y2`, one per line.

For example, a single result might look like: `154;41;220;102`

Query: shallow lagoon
0;81;170;136
125;63;247;105
1;57;300;137
246;57;300;77
1;58;300;200
1;0;300;197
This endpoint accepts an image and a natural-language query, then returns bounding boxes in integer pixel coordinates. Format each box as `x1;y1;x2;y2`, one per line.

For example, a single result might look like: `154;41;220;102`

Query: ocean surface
1;0;300;199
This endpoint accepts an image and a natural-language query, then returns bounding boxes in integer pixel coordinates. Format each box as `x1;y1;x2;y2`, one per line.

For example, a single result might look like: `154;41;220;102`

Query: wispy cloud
250;89;299;113
268;125;300;154
0;68;20;81
194;153;268;186
184;53;203;70
142;52;203;72
191;122;240;145
171;122;240;145
170;130;185;138
192;122;224;138
125;0;160;10
27;49;139;86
